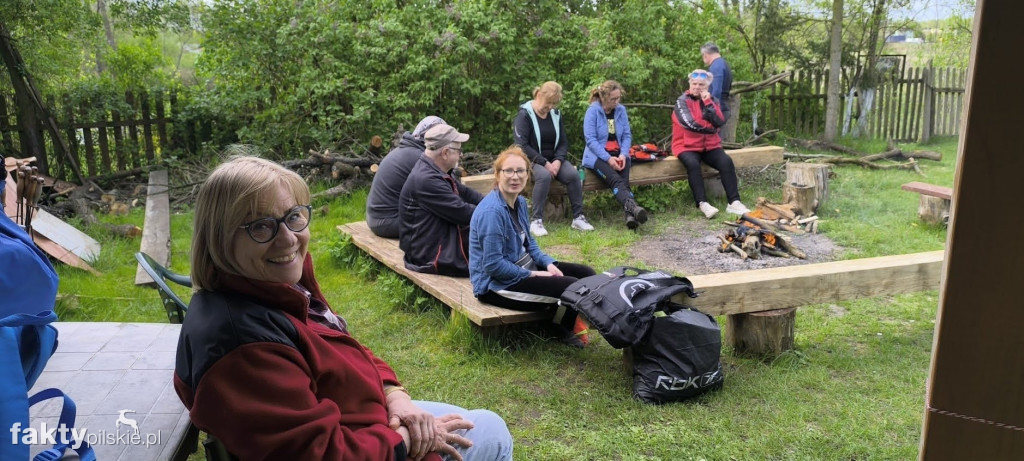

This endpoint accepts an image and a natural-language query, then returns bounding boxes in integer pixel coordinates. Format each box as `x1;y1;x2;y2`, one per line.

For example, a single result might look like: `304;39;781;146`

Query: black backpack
629;305;724;404
559;266;698;349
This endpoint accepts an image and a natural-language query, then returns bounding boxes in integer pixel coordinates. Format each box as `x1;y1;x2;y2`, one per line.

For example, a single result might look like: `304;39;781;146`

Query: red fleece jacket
173;254;440;461
671;92;725;154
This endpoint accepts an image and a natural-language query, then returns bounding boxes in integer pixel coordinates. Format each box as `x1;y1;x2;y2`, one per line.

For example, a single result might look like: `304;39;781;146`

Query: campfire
717;198;814;260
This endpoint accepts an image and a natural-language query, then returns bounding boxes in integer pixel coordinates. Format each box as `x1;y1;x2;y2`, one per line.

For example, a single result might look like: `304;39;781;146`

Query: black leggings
588;156;633;205
677;148;741;206
478;262;596;330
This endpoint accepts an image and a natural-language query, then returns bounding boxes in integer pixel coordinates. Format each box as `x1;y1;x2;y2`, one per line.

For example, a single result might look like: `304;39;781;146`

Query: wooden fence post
922;62;934;143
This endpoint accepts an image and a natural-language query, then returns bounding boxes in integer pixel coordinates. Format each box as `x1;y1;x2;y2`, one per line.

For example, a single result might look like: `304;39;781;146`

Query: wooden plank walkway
461;145;785;195
136;170;171;286
338;221;549;327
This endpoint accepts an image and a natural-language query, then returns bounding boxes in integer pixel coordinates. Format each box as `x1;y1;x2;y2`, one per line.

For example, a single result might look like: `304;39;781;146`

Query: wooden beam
901;181;952;200
677;251;944;316
461;145;784;196
338;222;549;327
920;1;1024;457
135;170;171;286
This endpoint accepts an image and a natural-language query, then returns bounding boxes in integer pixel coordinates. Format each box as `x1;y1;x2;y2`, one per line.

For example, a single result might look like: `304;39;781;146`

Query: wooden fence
0;89;209;182
763;66;967;142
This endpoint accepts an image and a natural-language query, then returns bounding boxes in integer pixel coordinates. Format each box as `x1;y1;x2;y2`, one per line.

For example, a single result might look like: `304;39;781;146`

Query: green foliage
192;0;740;157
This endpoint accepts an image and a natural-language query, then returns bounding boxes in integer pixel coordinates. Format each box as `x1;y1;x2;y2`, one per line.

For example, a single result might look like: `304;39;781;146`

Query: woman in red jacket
671;69;751;219
175;153;512;461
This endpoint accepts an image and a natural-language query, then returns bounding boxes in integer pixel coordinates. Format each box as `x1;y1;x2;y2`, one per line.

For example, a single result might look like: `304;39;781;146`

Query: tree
824;0;843;141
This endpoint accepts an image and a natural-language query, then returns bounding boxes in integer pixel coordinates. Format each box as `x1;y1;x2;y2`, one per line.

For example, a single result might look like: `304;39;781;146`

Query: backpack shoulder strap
29;388;97;461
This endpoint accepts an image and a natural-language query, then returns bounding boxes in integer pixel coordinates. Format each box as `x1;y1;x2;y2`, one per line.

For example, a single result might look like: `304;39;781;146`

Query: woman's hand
428;414;476;461
545;160;560;178
387;395;435;458
546;263;564;277
609;156;625;171
531;270;553;277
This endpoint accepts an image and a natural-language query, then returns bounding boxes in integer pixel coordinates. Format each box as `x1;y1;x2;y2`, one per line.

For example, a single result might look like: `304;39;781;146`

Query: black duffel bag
630;304;724;404
559;266;697;349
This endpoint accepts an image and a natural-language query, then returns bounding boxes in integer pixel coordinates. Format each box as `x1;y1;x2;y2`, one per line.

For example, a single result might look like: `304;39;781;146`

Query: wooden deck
461;145;785;195
338;221;549;327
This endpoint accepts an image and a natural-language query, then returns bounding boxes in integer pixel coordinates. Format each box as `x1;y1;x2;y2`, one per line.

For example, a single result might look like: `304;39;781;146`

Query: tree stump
785;162;830;211
726;307;796;358
704;177;726;199
782;183;817;216
918;195;950;225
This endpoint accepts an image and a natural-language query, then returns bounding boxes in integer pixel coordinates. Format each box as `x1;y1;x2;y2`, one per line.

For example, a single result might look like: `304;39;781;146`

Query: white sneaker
726;200;751;215
571;215;595;231
530;219;548;237
698;201;719;219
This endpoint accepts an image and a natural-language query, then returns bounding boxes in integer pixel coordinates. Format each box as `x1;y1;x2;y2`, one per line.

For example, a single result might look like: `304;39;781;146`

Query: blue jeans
415;400;514;461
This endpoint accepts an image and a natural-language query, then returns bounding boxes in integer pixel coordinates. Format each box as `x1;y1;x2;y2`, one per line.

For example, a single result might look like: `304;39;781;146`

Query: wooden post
918;195;950;225
725;307;796;358
785;162;830;211
782;183;817;216
922;62;934;143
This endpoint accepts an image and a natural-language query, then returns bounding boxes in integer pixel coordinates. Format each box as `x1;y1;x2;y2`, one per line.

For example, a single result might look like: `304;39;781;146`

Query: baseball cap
424;124;469;150
412;116;446;140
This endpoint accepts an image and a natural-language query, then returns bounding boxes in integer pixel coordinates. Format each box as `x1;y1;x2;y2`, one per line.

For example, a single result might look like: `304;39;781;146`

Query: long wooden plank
900;181;952;200
678;250;944;316
461;145;784;195
338;222;549;327
136;170;172;285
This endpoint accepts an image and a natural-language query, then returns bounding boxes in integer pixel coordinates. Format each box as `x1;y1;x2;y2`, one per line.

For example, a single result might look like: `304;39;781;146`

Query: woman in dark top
512;81;593;237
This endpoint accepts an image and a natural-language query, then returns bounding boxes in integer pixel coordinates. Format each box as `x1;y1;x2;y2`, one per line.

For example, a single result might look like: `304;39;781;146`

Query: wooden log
782;183;817;216
785;162;830;208
918;195;950;225
725;307;797;358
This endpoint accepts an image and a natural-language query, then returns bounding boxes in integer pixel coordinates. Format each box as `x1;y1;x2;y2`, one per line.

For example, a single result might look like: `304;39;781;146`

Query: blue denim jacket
469;189;555;297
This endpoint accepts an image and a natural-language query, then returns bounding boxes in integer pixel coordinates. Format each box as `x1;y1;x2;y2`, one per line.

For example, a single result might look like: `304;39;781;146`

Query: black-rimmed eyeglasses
500;168;528;177
239;205;312;243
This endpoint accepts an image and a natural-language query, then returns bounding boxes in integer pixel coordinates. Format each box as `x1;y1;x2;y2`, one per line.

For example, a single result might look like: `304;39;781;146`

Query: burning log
718;221;806;260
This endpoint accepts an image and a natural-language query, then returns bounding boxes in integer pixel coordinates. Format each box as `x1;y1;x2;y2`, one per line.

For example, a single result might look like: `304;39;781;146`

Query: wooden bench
337;221;549;328
460;146;784;217
901;181;953;225
341;218;944;350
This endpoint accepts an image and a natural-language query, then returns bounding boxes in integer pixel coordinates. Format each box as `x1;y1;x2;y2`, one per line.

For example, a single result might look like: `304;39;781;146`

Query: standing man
701;42;734;137
366;116;446;238
399;124;484;276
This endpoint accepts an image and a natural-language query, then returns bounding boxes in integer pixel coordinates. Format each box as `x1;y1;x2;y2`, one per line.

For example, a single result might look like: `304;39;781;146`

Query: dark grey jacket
365;132;424;237
398;156;484;276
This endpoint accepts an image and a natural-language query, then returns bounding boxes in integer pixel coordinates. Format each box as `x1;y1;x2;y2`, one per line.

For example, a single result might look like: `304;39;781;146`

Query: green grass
57;137;959;459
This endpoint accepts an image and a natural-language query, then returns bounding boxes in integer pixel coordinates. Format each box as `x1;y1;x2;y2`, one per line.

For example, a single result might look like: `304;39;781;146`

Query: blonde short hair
190;151;310;291
533;81;563;106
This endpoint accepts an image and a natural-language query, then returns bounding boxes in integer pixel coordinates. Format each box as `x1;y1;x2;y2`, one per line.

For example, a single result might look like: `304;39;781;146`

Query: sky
891;0;974;22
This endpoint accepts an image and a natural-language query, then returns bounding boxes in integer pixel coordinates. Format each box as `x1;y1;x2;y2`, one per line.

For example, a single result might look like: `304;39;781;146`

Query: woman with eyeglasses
671;69;751;219
512;81;593;237
469;147;597;348
175;153;513;461
582;80;649;229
